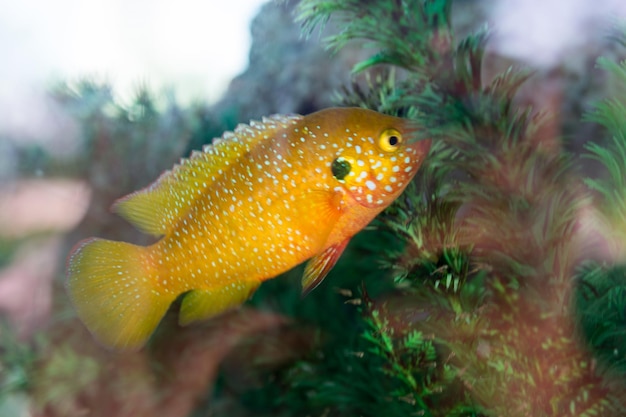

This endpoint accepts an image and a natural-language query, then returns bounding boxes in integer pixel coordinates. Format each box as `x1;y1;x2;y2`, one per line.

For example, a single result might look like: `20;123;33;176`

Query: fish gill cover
3;0;626;416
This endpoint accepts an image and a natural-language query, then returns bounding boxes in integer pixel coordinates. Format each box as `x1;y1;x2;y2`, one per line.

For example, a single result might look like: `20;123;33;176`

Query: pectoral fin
302;239;350;296
179;281;259;326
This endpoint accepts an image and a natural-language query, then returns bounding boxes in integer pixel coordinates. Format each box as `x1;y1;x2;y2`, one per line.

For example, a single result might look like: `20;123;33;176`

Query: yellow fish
66;107;431;350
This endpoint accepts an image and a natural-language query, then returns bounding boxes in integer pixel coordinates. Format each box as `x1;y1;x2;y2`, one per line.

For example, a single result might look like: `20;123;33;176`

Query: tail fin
66;238;175;351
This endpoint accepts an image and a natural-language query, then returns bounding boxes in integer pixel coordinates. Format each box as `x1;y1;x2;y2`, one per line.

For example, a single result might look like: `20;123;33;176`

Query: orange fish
66;107;431;350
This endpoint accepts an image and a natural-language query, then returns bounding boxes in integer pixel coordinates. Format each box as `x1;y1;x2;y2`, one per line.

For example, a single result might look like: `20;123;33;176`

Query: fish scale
66;107;431;350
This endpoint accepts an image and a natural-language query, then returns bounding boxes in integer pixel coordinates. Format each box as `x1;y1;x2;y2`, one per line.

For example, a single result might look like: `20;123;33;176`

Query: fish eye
379;128;403;152
331;157;351;181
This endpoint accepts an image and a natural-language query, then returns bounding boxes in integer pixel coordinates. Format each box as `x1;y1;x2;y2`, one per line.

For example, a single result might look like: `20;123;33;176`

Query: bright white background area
0;0;267;144
490;0;626;68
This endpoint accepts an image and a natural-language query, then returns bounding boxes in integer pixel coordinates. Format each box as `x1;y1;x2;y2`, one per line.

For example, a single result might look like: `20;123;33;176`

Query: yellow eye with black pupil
379;129;402;152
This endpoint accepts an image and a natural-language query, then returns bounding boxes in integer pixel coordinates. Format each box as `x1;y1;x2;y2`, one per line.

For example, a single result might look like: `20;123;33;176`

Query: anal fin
302;238;350;296
179;281;259;325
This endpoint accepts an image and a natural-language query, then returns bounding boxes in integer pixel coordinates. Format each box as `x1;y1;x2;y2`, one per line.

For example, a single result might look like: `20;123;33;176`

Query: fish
66;107;431;350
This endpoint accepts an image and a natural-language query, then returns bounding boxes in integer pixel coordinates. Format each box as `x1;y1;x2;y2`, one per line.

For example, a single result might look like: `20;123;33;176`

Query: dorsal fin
113;114;303;236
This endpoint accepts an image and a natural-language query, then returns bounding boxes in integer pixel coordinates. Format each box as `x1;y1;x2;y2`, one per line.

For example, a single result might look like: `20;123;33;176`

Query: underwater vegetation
3;0;626;416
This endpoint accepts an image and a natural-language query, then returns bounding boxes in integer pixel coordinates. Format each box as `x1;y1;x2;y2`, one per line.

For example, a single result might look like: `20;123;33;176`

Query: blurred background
2;0;626;416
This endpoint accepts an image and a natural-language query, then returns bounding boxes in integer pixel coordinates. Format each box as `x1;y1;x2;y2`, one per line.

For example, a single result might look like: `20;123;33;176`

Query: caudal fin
66;238;175;351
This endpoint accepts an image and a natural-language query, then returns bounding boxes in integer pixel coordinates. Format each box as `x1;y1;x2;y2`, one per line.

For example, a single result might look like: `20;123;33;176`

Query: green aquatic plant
584;57;626;246
0;321;36;398
576;51;626;382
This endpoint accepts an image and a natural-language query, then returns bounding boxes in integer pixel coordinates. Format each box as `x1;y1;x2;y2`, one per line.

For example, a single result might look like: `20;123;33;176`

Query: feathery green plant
575;263;626;377
584;57;626;235
576;35;626;384
0;320;36;397
298;0;452;74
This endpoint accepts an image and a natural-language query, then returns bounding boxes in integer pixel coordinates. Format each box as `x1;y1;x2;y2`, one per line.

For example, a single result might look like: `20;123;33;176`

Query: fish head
325;109;432;209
